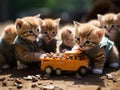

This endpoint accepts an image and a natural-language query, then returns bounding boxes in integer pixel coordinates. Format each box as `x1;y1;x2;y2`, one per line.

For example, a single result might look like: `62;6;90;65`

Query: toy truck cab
40;50;89;75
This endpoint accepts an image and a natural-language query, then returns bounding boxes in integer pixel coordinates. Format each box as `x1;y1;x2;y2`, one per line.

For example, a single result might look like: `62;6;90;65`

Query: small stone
106;74;113;80
38;83;42;85
15;79;22;84
35;74;42;79
17;84;23;89
43;74;50;80
8;78;14;81
2;81;7;86
43;85;55;90
32;77;38;82
13;82;18;86
50;82;53;84
0;77;6;81
75;73;81;79
31;84;37;88
24;75;32;80
113;78;117;82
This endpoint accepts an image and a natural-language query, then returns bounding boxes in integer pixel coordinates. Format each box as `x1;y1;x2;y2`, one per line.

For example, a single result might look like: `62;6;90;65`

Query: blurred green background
0;0;120;23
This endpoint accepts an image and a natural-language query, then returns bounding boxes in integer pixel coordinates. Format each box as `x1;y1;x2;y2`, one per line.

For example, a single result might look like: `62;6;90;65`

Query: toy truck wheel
55;68;62;75
44;66;53;74
78;66;87;75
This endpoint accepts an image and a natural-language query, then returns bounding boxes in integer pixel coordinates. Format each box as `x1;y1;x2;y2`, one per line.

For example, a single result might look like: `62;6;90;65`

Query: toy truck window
75;55;81;60
66;55;73;60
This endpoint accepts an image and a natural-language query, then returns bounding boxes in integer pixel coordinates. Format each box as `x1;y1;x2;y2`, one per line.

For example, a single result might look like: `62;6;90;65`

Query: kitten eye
37;29;39;32
77;38;80;41
44;32;48;34
52;31;55;34
103;25;107;29
85;40;90;44
111;24;115;28
28;30;33;34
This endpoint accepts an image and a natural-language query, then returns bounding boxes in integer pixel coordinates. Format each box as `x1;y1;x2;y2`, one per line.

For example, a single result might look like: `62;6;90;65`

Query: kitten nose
80;45;83;48
35;34;38;38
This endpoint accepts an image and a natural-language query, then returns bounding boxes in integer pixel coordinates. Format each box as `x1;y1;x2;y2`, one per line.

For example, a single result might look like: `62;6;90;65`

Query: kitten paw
92;68;103;74
110;63;119;68
40;53;46;58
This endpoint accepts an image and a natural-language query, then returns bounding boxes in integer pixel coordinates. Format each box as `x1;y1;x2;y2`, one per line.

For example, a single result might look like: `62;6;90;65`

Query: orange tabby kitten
73;22;119;74
59;25;75;52
97;13;120;41
38;18;60;53
88;19;101;28
0;24;17;68
14;14;42;69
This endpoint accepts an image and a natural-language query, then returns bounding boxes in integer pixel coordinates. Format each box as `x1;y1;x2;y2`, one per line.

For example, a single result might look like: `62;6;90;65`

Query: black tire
55;68;62;75
44;66;53;74
78;66;87;75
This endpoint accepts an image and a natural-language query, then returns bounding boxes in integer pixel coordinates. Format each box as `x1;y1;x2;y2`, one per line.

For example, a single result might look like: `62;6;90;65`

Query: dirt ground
0;67;120;90
0;22;120;90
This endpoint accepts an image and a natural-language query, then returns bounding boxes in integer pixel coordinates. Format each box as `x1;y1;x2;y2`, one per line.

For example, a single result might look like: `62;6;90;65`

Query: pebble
7;78;14;81
31;84;37;88
2;81;7;86
17;84;23;89
0;77;6;81
106;74;113;80
43;74;50;80
43;85;55;90
15;79;22;84
13;82;18;86
23;75;32;80
35;74;42;79
32;77;38;82
75;73;81;79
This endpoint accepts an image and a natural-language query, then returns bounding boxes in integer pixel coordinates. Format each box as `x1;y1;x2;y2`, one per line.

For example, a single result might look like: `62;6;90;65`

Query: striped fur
74;22;119;74
0;24;17;67
59;25;75;52
14;14;41;66
97;13;120;41
38;18;60;53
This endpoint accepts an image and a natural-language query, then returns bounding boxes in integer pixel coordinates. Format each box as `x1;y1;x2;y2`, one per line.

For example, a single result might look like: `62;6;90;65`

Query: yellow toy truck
40;50;90;75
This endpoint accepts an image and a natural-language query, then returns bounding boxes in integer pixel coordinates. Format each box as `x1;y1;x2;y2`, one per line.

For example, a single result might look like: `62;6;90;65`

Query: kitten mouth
108;29;112;33
34;36;38;39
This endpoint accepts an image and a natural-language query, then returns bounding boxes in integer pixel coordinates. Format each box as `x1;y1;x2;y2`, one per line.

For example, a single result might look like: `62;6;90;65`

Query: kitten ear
34;14;40;19
15;19;24;30
73;21;81;37
5;27;11;34
67;29;72;34
95;29;105;38
117;13;120;20
73;21;82;29
54;18;61;24
97;14;103;22
38;18;46;26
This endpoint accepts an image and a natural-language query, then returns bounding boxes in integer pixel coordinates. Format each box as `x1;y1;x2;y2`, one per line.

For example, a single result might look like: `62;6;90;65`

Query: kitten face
41;18;60;42
15;14;41;41
97;13;120;36
74;22;104;50
2;24;17;44
61;25;74;47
